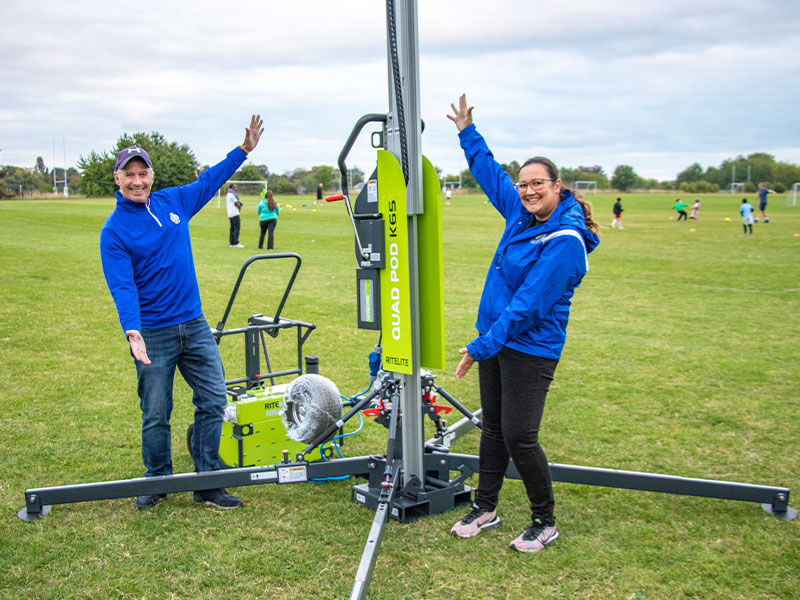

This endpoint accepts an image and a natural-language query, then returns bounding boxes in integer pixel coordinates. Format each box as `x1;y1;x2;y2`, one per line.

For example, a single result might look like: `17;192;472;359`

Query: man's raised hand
240;114;264;154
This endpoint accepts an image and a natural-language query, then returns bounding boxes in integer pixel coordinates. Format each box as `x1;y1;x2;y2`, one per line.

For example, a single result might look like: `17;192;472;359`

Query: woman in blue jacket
448;94;600;553
257;189;280;250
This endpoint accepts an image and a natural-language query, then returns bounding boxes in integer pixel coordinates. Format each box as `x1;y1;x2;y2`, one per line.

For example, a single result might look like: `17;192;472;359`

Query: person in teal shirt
257;189;280;249
740;198;754;234
672;199;689;221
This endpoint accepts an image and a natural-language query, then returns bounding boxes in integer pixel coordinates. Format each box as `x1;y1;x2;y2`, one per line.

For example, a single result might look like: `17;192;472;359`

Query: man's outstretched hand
240;114;264;154
126;330;151;365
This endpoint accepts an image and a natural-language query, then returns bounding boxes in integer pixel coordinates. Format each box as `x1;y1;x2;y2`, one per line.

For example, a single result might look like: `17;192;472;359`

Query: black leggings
476;347;558;525
677;211;688;221
259;219;277;249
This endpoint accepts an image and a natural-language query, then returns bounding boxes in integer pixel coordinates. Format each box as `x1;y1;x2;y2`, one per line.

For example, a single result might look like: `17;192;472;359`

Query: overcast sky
1;0;798;182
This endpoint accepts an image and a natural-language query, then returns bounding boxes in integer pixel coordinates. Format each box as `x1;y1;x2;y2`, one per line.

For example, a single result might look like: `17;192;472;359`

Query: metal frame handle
216;252;302;334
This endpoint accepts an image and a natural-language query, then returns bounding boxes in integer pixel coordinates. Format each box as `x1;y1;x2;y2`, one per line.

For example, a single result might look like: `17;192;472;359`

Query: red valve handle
325;194;345;202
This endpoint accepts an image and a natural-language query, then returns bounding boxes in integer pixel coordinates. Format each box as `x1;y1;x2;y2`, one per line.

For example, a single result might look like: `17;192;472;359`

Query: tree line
2;131;798;198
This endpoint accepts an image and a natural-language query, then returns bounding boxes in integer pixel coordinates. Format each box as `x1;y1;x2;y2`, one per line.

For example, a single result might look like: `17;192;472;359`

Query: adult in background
316;182;323;206
756;183;777;223
258;189;280;250
226;183;244;247
740;197;755;234
611;197;624;229
100;115;264;510
447;94;600;553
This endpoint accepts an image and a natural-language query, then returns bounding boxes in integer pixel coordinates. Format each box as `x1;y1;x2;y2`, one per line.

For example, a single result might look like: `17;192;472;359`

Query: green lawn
1;191;798;599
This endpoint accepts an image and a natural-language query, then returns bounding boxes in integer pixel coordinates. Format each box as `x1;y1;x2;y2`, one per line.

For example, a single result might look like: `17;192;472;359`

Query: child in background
689;198;700;221
611;197;624;229
672;199;689;221
740;198;754;235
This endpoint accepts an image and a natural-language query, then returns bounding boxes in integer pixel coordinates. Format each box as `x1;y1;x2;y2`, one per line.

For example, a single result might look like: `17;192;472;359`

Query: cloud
1;0;798;181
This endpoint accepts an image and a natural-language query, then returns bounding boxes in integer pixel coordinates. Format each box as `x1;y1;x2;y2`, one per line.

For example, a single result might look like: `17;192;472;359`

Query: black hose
386;0;409;184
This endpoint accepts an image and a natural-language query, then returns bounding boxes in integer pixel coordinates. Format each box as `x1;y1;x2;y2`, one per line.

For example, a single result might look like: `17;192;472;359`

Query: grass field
1;191;798;599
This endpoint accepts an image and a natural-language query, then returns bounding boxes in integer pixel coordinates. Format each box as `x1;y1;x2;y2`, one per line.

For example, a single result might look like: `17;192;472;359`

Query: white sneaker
234;244;245;248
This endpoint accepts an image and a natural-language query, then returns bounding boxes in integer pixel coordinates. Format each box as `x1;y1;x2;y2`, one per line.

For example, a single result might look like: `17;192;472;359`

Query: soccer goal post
575;181;597;197
215;179;268;208
786;183;800;207
727;182;745;194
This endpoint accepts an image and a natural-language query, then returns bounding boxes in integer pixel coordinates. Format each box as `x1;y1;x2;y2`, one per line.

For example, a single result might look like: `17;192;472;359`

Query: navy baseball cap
115;146;153;170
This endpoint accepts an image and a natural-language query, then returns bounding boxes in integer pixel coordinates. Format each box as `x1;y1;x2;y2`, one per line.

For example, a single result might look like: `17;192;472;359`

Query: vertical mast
384;0;424;484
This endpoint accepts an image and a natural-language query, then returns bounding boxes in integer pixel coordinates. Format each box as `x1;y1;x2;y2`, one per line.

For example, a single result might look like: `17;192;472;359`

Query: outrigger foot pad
761;503;797;521
17;505;51;522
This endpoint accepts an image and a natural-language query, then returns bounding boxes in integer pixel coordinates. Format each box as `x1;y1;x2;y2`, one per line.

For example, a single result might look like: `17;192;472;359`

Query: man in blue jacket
100;115;264;510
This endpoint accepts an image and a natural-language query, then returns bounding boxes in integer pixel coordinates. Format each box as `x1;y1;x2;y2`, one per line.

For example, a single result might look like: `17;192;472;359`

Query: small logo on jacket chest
169;212;180;224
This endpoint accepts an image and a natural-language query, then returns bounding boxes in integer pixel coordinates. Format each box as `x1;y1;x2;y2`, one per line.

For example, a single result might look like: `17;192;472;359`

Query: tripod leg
349;465;400;600
435;385;482;429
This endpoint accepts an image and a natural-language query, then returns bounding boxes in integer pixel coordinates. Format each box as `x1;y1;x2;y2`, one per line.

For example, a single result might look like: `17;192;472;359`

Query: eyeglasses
516;179;554;192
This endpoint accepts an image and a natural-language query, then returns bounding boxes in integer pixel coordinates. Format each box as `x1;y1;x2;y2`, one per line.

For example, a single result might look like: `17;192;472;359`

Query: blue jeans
135;315;225;477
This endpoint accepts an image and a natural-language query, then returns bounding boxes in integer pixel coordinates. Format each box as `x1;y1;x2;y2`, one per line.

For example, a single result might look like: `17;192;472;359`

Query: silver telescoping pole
384;0;425;490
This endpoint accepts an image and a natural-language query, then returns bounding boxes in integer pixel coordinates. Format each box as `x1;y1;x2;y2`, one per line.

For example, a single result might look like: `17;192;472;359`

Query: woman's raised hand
447;93;474;132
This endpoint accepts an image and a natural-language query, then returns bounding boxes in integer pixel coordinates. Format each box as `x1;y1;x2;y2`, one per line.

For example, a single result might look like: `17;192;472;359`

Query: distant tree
226;164;266;195
772;162;800;189
679;180;719;193
704;166;723;188
501;160;521;182
35;156;48;175
577;165;605;176
78;131;201;196
639;178;661;190
232;164;266;181
459;168;477;189
611;165;639;191
272;175;298;194
560;167;610;189
348;166;365;187
677;162;703;184
78;150;116;197
67;168;82;194
302;165;338;193
254;163;270;180
0;168;11;198
3;166;44;197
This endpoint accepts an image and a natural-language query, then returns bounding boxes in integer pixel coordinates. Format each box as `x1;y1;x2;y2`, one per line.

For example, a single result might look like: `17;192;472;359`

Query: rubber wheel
281;374;342;444
186;422;232;469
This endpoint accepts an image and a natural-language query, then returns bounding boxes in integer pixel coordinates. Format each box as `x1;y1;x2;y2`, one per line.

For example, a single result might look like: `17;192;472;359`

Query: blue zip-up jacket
459;125;600;361
100;147;247;334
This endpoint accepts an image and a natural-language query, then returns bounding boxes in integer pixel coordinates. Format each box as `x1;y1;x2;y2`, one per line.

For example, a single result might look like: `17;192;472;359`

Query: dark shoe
193;488;243;510
135;493;166;510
